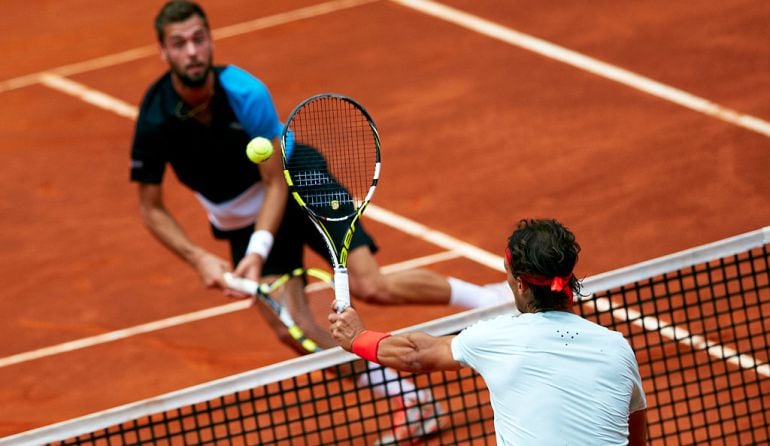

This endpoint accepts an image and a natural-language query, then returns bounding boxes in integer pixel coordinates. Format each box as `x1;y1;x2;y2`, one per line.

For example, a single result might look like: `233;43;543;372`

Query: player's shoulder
461;311;521;337
572;313;624;335
569;314;635;353
217;64;270;96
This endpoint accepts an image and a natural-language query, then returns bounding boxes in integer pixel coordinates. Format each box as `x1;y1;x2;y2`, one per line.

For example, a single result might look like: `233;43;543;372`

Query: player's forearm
373;333;462;373
254;143;288;234
140;204;205;265
255;179;287;234
373;333;429;372
330;309;462;372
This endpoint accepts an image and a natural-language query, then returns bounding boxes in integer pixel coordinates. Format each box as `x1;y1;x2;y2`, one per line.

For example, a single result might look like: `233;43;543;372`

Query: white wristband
246;230;274;259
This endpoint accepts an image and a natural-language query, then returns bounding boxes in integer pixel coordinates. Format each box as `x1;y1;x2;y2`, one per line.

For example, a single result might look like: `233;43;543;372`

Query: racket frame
280;94;381;312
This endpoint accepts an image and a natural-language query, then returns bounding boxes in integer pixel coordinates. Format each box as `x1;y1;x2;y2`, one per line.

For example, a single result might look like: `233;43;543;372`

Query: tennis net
2;227;769;445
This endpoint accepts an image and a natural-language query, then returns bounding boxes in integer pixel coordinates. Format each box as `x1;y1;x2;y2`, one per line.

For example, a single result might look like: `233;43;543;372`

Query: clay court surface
1;0;769;439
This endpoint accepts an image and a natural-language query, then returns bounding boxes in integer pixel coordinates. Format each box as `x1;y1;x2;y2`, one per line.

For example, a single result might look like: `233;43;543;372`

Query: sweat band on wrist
352;330;391;363
246;230;274;259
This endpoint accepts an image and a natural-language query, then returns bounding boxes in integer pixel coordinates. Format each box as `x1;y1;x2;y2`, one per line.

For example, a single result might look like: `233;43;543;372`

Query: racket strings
287;96;378;217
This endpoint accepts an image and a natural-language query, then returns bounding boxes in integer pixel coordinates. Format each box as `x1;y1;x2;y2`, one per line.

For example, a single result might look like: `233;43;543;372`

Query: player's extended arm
329;306;463;373
376;332;462;373
137;183;229;287
234;138;287;280
628;409;647;446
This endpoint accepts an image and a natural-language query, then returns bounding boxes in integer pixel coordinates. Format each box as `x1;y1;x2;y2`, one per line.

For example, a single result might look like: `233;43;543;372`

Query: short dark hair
154;0;209;43
507;219;581;311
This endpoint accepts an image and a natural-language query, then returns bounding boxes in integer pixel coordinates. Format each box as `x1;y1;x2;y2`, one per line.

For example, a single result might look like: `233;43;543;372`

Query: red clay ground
1;0;769;440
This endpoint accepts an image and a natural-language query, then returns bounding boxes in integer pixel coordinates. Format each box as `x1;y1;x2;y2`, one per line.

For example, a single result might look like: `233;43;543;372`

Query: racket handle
333;267;351;313
223;272;259;295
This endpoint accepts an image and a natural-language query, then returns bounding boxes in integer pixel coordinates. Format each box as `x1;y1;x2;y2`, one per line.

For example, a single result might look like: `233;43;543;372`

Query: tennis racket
281;94;381;313
223;267;333;353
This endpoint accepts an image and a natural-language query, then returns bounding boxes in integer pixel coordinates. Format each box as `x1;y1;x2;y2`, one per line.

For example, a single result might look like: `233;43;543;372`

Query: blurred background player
331;219;648;445
130;0;510;350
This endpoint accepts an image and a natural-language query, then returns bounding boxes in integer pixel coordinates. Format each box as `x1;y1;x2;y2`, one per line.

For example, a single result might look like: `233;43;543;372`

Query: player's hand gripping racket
281;94;381;313
223;268;333;353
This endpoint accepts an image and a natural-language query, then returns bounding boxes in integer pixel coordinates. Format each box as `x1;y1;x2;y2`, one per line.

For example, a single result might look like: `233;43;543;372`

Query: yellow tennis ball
246;137;274;164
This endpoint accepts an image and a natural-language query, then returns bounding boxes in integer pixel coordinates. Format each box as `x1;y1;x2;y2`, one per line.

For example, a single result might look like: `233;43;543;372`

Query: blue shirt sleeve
218;65;283;140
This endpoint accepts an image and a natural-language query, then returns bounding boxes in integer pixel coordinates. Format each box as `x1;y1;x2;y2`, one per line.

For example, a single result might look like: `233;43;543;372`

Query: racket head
281;94;381;222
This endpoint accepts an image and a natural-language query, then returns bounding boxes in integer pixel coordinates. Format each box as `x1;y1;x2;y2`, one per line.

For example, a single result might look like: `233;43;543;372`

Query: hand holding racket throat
281;94;381;313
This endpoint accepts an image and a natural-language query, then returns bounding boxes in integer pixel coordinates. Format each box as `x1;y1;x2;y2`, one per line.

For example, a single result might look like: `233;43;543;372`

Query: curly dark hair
154;0;209;43
506;219;581;311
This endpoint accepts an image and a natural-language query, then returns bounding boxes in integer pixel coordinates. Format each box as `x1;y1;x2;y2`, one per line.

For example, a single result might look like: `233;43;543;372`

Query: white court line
0;251;461;369
0;301;250;369
392;0;770;138
367;204;504;272
38;73;138;119
0;46;157;93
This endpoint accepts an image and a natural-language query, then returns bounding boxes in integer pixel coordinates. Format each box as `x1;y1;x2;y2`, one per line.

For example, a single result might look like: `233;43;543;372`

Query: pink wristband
351;330;391;363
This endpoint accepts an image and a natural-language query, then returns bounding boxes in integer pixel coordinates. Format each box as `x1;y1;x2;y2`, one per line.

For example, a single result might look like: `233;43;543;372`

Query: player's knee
354;282;399;305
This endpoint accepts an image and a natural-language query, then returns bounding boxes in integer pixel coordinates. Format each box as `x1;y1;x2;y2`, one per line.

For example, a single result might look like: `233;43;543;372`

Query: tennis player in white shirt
330;218;647;445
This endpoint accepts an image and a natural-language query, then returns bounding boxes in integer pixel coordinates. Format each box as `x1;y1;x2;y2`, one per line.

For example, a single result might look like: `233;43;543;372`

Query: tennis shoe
375;391;447;445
